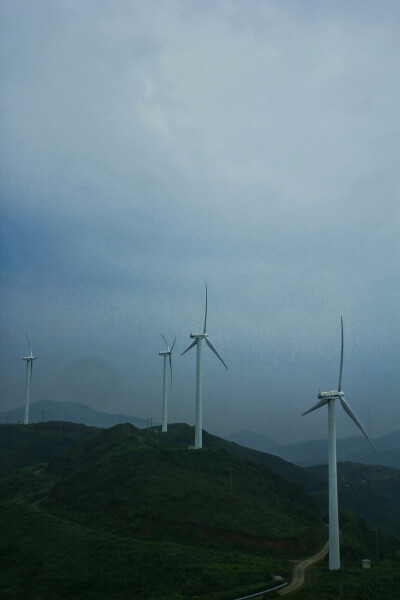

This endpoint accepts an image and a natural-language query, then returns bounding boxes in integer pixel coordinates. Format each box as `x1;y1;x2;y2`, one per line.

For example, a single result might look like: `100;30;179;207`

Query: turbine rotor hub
318;390;344;400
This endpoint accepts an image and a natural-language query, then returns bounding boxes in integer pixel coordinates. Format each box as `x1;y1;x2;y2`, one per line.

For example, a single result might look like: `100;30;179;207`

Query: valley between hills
1;421;399;599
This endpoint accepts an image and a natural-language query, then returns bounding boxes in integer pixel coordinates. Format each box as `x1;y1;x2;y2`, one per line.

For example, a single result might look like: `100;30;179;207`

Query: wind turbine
302;317;375;570
181;283;228;449
159;334;176;433
23;334;38;425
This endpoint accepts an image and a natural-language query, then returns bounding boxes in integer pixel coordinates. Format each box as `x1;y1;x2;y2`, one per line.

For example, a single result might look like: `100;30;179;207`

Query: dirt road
278;540;329;596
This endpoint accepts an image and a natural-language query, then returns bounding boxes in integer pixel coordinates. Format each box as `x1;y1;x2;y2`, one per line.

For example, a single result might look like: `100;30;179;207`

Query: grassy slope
306;462;400;539
1;423;399;600
287;514;400;600
0;422;99;477
169;424;322;490
45;424;325;554
2;422;399;542
0;497;285;600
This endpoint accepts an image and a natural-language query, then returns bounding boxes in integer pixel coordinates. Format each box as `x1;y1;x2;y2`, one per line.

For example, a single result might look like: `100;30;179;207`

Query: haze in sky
1;1;399;444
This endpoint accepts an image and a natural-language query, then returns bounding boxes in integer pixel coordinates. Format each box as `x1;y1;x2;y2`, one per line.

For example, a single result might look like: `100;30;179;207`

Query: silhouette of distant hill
0;399;148;429
229;429;400;469
227;429;277;452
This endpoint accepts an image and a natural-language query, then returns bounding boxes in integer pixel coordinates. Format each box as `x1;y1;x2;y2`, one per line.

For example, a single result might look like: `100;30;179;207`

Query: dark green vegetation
307;462;400;539
0;421;98;477
1;422;399;599
1;497;285;600
44;423;325;553
286;514;400;600
0;422;321;599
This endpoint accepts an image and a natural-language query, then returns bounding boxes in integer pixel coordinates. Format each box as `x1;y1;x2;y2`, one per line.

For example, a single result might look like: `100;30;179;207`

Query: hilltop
45;423;325;555
2;421;399;541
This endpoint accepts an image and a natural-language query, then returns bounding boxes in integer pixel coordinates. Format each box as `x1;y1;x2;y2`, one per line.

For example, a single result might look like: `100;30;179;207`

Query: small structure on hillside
362;559;371;569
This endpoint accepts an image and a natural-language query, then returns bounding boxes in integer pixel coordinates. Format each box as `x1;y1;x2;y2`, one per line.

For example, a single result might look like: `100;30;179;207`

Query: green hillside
287;513;400;600
0;494;290;600
1;422;399;599
307;462;400;539
45;423;325;554
0;422;99;477
2;421;399;544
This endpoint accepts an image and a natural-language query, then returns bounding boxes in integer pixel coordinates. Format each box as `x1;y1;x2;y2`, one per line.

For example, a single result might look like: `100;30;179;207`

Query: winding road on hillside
31;468;328;598
278;540;329;596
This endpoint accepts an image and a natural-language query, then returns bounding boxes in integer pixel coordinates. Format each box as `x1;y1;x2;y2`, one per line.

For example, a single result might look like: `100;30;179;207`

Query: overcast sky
1;0;399;444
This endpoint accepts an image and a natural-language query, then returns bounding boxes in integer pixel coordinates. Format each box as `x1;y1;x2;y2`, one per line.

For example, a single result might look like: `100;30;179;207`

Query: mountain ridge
229;428;400;469
0;399;149;429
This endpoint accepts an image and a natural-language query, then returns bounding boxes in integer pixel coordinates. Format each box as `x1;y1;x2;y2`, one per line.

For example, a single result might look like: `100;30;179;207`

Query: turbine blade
181;339;198;356
338;316;344;392
302;397;329;416
169;354;173;386
26;333;34;357
339;397;376;451
170;337;176;351
160;333;168;349
203;282;208;334
205;337;228;370
30;360;33;383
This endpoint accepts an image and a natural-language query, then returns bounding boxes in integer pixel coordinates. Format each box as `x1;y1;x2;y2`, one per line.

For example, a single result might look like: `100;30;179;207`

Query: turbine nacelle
318;390;344;400
190;332;208;339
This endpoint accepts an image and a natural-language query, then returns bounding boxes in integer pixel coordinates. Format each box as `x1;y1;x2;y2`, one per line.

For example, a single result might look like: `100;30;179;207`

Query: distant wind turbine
23;334;38;425
181;283;228;449
159;334;176;433
302;317;375;570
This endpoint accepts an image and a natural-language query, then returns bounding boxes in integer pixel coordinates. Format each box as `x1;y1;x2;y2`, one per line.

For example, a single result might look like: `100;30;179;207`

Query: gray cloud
1;1;399;443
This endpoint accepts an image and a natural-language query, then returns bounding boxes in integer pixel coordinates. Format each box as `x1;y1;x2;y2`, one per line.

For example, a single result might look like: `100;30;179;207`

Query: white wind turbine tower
159;334;176;433
181;283;228;449
23;334;38;425
302;317;375;571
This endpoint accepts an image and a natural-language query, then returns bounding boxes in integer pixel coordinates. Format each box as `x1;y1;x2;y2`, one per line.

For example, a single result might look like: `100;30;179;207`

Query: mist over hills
229;429;400;470
226;430;278;452
0;399;149;429
4;401;399;470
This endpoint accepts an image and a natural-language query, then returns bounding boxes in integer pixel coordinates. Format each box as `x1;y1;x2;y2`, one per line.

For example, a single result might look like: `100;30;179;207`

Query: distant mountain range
3;401;398;469
0;399;149;429
225;429;278;452
227;429;400;469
